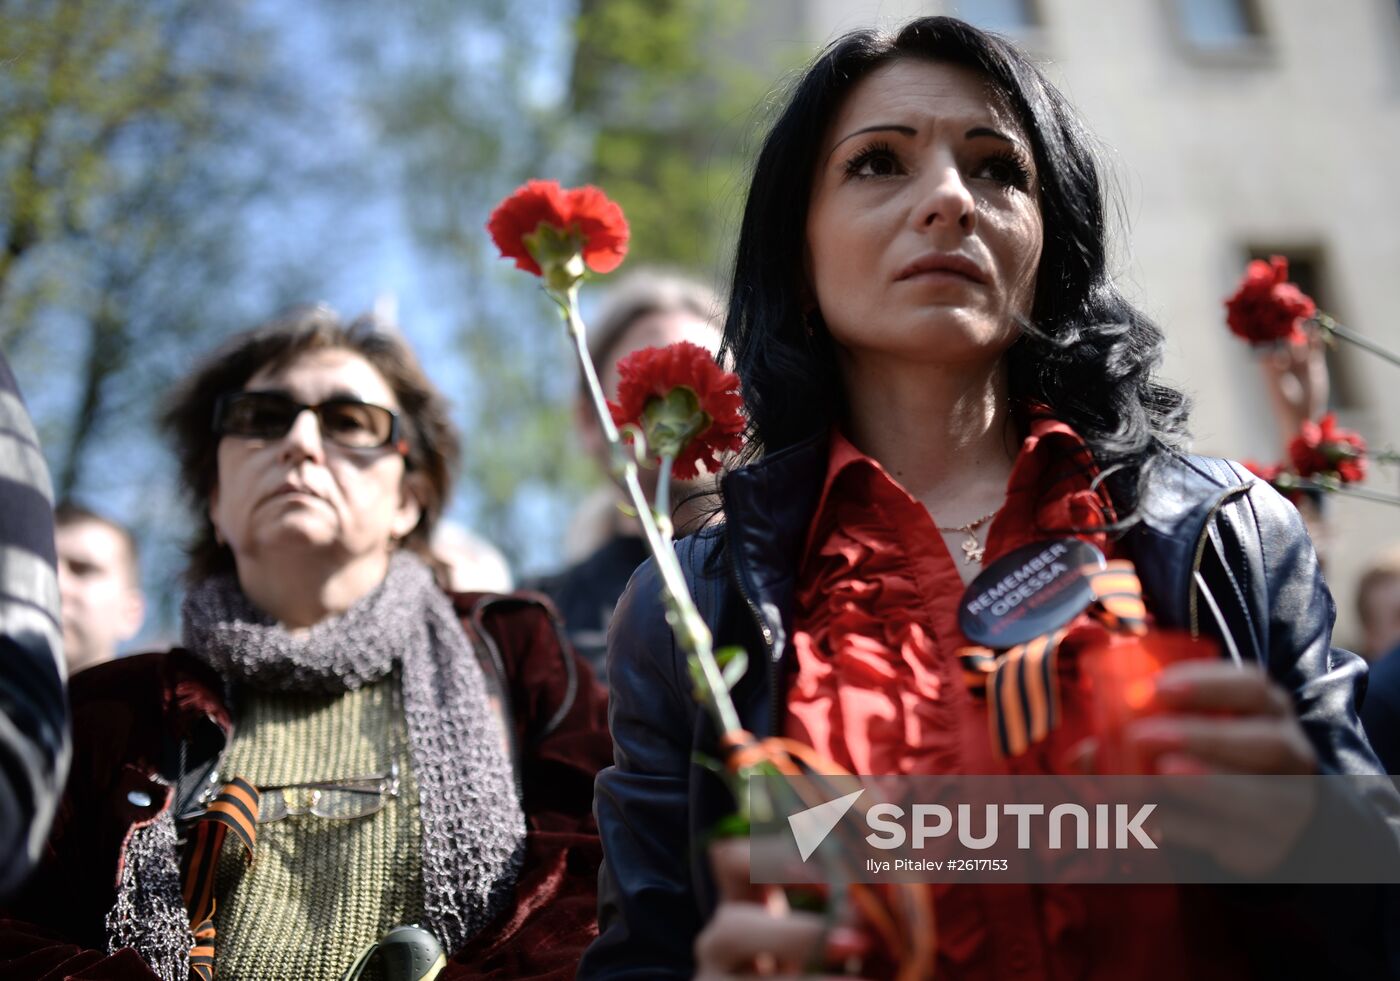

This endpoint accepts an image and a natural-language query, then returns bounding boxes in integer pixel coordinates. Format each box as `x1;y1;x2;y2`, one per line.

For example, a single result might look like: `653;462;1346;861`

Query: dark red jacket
0;591;611;981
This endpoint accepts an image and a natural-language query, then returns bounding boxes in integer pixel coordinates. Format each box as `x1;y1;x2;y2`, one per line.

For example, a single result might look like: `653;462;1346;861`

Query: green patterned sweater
213;678;423;981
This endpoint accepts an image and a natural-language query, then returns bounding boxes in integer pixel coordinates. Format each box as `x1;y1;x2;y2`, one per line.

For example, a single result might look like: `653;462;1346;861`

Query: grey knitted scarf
106;807;193;981
128;551;525;973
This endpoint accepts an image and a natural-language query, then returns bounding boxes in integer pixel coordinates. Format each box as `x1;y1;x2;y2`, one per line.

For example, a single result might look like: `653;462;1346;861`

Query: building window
1175;0;1264;50
956;0;1040;33
1246;246;1362;411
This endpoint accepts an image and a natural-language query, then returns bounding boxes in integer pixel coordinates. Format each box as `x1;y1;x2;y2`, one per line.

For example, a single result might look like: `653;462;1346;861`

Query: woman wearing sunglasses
3;306;611;981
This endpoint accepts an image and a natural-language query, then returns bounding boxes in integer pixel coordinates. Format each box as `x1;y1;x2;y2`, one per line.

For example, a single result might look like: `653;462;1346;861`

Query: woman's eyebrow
824;123;1029;163
824;123;916;162
966;125;1026;151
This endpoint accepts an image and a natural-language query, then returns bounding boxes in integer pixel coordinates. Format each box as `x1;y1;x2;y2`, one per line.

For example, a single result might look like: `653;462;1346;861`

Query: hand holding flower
696;838;875;981
1127;662;1319;875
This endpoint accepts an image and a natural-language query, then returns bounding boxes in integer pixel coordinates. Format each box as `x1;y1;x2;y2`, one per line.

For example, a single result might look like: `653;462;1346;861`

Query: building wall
774;0;1400;648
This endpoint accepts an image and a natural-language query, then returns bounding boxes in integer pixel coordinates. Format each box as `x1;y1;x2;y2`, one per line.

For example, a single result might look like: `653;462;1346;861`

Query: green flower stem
554;285;745;740
1313;314;1400;369
1288;477;1400;507
654;455;674;535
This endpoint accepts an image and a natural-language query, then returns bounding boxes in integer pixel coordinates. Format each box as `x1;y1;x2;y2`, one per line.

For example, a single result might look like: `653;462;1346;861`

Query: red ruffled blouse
783;414;1240;980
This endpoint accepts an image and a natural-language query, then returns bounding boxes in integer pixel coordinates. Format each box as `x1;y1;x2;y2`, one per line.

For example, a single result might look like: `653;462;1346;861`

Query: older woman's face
210;348;420;572
806;58;1042;367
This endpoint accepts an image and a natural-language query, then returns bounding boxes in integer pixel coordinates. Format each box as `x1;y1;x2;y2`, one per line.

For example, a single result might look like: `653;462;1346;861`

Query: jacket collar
719;430;829;663
1125;453;1251;631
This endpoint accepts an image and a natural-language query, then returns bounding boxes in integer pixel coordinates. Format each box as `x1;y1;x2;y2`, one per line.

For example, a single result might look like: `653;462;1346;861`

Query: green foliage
323;0;595;564
715;644;749;691
341;0;779;567
0;0;803;587
0;0;328;499
571;0;767;271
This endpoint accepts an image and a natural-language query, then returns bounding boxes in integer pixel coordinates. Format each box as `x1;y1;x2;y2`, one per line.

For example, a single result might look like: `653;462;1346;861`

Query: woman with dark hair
1;306;610;980
583;16;1397;980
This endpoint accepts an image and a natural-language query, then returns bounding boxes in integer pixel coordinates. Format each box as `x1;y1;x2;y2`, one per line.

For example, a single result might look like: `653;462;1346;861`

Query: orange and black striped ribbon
959;559;1147;757
180;777;259;980
190;918;216;980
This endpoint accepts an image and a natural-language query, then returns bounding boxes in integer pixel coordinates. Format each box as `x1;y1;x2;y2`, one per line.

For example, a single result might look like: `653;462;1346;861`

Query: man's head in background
431;520;514;595
55;503;145;674
1357;545;1400;662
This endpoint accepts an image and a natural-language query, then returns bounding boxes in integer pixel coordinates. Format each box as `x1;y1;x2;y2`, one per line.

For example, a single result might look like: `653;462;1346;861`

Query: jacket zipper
1186;483;1251;637
724;534;779;738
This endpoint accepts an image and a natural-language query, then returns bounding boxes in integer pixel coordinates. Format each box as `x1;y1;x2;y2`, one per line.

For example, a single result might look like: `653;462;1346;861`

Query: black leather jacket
581;435;1400;979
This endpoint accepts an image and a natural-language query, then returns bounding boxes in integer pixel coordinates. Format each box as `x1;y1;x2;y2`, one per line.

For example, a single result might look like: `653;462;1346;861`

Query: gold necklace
935;506;1002;565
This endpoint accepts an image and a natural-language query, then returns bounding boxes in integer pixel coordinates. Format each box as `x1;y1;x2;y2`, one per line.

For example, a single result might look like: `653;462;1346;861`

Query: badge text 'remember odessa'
959;538;1106;649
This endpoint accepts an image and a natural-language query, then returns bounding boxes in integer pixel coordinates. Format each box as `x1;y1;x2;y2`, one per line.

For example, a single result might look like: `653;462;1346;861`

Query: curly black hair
724;16;1189;516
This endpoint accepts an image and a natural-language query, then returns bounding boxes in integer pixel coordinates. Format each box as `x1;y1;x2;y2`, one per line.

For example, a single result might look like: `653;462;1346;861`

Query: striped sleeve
0;351;68;898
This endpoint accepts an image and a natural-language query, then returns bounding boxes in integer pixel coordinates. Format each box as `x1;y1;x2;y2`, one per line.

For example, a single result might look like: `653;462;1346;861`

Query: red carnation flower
561;184;629;275
608;341;745;480
1288;413;1368;484
1224;255;1316;346
1241;459;1309;505
1241;459;1285;484
487;180;629;282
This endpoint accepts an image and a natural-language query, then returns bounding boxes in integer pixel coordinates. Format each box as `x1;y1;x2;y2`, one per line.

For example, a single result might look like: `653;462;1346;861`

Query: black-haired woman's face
805;58;1042;370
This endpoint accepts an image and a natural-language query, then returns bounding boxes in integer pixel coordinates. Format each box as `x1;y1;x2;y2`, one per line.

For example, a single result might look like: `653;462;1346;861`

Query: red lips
894;252;989;285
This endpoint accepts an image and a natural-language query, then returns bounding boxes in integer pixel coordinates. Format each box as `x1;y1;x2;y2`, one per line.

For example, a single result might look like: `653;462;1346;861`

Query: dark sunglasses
213;391;405;451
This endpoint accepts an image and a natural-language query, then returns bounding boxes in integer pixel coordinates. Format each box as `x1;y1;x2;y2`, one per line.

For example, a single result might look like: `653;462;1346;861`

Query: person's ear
208;485;226;546
116;588;146;645
392;474;425;542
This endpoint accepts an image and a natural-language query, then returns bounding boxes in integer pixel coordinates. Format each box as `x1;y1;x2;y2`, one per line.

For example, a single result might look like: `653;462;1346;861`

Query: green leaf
709;812;751;840
686;652;710;702
691;751;725;775
715;644;749;692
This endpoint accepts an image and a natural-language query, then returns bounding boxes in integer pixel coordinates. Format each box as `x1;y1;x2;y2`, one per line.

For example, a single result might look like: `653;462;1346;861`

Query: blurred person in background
531;268;722;681
1;306;610;981
1257;334;1332;564
55;502;146;675
432;519;514;594
1359;546;1400;772
1358;546;1400;663
0;352;69;900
